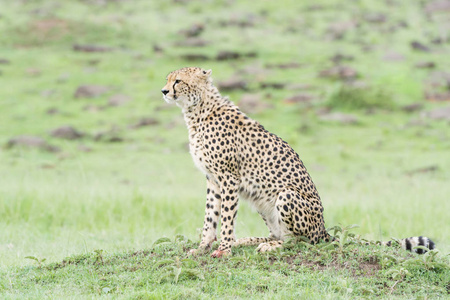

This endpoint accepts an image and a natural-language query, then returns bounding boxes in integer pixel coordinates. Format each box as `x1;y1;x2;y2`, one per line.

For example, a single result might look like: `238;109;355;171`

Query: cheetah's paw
189;238;217;256
256;241;283;253
188;248;203;256
211;249;231;258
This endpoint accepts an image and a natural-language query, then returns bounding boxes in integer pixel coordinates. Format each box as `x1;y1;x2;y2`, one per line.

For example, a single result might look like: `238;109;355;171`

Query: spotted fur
161;67;436;257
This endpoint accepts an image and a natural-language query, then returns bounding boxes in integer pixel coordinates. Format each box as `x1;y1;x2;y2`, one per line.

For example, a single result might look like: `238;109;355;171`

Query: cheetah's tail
383;236;435;254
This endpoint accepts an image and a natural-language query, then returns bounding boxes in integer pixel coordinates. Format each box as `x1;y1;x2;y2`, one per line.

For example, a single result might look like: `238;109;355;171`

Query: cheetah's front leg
211;174;240;258
189;178;221;256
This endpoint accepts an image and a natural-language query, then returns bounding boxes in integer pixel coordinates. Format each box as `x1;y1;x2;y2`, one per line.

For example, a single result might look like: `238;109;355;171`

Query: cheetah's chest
188;128;213;178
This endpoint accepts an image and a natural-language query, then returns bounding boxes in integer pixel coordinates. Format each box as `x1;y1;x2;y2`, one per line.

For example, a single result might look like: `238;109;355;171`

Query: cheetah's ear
202;69;212;77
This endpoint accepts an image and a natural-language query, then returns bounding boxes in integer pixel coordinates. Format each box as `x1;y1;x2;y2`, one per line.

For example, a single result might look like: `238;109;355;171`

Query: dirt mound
50;126;85;140
6;136;59;152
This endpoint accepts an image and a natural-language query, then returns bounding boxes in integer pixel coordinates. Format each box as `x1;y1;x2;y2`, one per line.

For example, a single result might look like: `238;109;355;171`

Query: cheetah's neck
182;84;232;131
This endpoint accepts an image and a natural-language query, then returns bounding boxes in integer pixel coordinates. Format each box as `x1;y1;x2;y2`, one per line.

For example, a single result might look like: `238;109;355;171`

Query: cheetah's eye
174;79;181;84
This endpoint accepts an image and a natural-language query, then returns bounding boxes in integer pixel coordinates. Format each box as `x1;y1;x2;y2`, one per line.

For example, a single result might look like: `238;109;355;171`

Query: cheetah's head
161;67;212;110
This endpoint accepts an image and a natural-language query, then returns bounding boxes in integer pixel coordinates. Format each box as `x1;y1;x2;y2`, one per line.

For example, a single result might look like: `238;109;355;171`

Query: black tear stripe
405;238;412;252
172;82;177;97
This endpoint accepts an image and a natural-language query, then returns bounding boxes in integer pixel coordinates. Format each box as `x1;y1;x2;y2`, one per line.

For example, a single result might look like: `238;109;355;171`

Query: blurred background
0;0;449;266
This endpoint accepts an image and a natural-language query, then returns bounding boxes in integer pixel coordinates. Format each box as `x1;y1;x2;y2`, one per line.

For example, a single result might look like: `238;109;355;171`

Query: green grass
0;0;449;298
2;233;449;299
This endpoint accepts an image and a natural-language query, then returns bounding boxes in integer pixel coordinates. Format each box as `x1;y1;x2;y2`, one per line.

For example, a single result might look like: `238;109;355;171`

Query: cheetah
161;67;435;258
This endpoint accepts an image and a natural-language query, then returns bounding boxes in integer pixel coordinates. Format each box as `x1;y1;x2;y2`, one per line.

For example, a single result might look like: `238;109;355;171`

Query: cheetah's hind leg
252;189;318;253
234;237;273;247
235;188;313;253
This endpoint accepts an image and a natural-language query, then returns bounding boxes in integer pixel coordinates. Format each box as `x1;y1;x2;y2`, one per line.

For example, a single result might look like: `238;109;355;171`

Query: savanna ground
0;0;449;298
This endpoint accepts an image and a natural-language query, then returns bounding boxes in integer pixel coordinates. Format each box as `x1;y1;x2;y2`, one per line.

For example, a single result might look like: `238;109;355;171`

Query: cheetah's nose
161;89;169;95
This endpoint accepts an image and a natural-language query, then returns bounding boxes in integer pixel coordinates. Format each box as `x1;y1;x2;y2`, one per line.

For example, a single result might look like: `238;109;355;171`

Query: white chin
163;96;175;104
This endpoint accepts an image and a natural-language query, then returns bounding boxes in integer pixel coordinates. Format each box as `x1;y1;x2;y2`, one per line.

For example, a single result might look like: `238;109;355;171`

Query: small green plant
325;224;360;252
151;237;174;252
152;235;192;254
380;254;401;269
384;266;410;294
332;278;353;295
150;236;203;283
24;256;47;268
385;266;409;281
93;249;104;265
157;257;204;284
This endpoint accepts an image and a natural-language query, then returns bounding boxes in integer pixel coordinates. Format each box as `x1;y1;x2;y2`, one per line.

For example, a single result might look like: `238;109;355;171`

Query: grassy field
1;0;449;298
